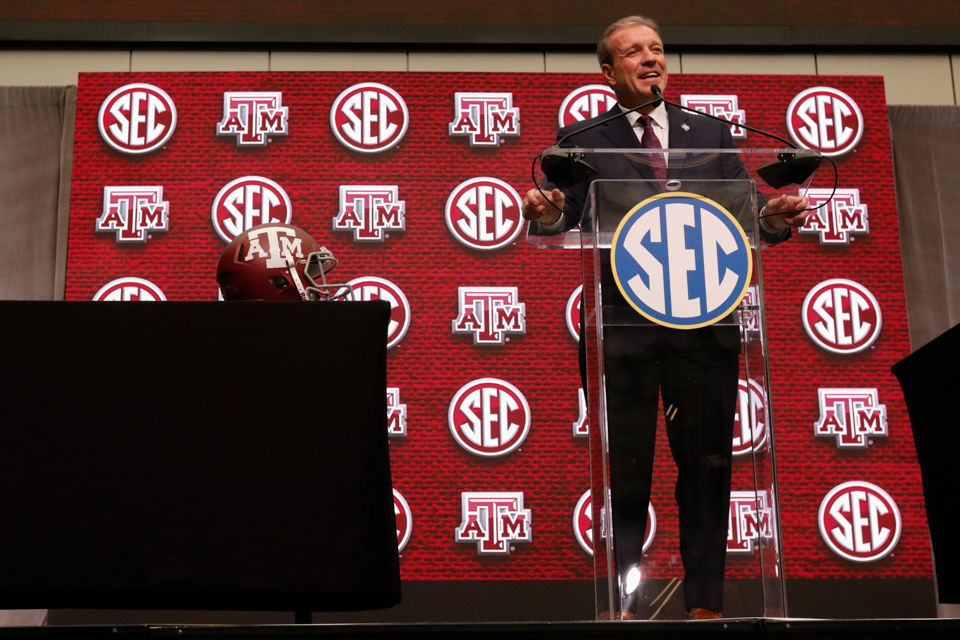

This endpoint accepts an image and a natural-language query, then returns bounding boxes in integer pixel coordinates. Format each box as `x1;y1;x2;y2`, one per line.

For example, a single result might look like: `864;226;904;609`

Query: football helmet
216;223;350;301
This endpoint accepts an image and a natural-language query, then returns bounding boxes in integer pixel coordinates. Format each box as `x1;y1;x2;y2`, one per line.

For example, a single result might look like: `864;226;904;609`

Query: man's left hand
762;194;809;230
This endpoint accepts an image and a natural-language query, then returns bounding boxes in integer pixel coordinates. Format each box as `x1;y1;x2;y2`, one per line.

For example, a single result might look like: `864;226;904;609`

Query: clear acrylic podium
528;148;789;621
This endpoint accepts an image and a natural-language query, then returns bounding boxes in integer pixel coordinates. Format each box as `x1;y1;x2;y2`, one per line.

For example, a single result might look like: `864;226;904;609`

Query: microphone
649;85;821;189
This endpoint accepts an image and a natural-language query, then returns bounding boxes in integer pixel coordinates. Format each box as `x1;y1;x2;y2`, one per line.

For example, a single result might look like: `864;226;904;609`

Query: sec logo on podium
610;192;752;329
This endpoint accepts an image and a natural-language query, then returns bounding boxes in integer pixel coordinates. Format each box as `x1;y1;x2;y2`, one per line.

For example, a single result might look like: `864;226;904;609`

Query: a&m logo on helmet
211;176;293;243
393;489;413;553
558;84;617;127
334;185;405;242
802;278;882;355
97;186;169;243
216;91;289;147
732;378;768;457
680;94;747;139
727;490;774;553
449;92;520;147
815;388;888;449
799;188;869;245
445;177;523;251
343;276;411;349
452;286;526;346
611;192;752;329
455;491;531;556
387;387;408;437
819;481;901;562
241;224;306;268
787;86;864;157
448;377;530;457
330;82;409;153
573;490;655;556
98;83;177;154
93;277;166;301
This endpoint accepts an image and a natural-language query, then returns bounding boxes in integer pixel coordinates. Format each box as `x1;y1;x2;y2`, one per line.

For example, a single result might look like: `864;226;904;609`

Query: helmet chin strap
285;257;310;301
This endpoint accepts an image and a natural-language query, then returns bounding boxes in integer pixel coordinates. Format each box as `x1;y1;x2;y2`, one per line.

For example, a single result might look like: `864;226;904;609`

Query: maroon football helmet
216;223;349;301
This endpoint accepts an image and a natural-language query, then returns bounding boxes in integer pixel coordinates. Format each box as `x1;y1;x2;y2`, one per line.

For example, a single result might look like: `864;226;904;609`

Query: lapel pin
681;123;691;132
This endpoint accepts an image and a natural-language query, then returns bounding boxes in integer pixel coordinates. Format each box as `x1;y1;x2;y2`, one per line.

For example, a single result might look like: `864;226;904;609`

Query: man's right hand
522;188;565;226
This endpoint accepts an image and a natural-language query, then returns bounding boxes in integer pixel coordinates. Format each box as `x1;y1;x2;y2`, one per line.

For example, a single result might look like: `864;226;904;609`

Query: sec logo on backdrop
445;177;523;251
93;277;166;302
98;83;177;154
448;377;530;457
343;276;411;349
819;481;901;562
330;82;408;153
787;86;864;157
211;176;292;243
802;278;881;354
611;192;752;329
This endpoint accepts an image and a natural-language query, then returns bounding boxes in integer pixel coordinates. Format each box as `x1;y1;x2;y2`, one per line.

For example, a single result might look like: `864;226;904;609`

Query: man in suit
523;15;808;620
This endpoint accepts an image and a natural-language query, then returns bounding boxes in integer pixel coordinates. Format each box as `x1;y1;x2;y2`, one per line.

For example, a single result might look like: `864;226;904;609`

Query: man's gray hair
596;15;661;66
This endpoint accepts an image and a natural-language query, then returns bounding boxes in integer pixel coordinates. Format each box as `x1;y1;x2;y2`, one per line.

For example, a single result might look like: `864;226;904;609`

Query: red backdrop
67;71;930;584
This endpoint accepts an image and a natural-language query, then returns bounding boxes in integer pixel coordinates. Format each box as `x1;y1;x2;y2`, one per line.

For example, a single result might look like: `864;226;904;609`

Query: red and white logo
330;82;408;153
452;286;526;345
455;491;532;555
93;277;166;302
739;284;761;335
448;92;520;146
211;176;292;243
819;481;901;562
786;86;864;157
680;94;747;139
97;186;169;243
727;490;774;553
335;185;405;242
393;489;413;553
566;284;582;342
732;378;768;457
799;188;869;245
216;91;288;147
445;177;523;250
574;490;655;556
558;84;617;127
387;387;407;437
98;83;177;154
815;388;888;449
344;276;411;349
573;387;588;438
448;377;530;457
802;278;882;355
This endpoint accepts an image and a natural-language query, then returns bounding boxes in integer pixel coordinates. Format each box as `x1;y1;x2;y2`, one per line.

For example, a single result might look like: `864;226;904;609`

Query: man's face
601;25;668;110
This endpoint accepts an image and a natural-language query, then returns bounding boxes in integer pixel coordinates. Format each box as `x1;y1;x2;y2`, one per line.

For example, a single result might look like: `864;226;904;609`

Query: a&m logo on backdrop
727;490;774;554
448;92;520;146
680;94;747;139
455;491;531;556
97;186;169;243
815;388;888;449
452;286;526;346
216;91;288;147
334;185;406;242
799;188;869;245
610;192;752;328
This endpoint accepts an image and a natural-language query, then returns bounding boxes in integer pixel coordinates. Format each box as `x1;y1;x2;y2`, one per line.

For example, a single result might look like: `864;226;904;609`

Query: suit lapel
594;106;656;180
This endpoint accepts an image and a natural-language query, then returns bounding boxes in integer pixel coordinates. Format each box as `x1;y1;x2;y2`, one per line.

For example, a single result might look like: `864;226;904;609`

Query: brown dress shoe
595;610;636;621
687;607;723;620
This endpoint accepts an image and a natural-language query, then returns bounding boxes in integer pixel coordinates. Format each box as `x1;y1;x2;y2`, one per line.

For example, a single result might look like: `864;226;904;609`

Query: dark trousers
600;324;740;613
